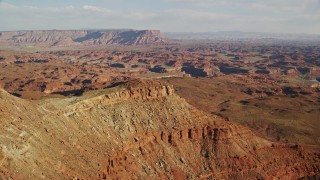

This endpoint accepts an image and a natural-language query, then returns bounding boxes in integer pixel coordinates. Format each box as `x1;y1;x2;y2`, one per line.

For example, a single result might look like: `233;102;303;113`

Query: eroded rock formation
0;80;319;179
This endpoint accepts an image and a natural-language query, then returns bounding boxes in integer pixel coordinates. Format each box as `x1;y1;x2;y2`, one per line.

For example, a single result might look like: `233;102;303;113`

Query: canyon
0;30;319;179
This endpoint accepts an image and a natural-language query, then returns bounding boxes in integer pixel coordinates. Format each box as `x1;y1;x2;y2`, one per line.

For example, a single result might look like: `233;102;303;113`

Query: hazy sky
0;0;319;34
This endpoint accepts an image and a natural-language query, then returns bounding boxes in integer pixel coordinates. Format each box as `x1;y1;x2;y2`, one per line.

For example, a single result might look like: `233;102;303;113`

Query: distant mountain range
165;31;320;41
0;29;167;46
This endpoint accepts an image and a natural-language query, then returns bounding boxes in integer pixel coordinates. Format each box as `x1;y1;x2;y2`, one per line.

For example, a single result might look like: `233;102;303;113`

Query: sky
0;0;319;34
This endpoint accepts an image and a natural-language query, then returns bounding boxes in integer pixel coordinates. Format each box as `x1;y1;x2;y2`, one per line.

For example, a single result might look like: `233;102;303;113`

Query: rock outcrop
0;29;167;46
0;80;319;179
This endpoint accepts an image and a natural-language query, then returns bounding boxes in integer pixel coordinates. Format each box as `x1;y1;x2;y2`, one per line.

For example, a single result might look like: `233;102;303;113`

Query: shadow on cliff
51;89;85;96
74;32;103;42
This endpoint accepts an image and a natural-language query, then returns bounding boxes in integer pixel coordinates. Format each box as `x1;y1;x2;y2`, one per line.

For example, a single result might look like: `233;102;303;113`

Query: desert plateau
0;0;320;179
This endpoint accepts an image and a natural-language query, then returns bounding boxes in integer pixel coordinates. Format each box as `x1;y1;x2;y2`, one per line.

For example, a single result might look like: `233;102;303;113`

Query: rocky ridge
0;80;319;179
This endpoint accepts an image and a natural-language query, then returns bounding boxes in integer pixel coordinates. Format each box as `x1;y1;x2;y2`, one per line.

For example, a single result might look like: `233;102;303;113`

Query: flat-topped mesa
0;29;168;46
0;30;87;44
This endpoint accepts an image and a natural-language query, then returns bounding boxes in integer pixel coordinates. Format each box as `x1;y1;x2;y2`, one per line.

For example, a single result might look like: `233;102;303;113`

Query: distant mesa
0;29;168;46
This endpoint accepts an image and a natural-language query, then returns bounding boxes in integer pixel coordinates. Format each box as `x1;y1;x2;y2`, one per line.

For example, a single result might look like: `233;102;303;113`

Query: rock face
0;80;319;179
0;29;167;46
